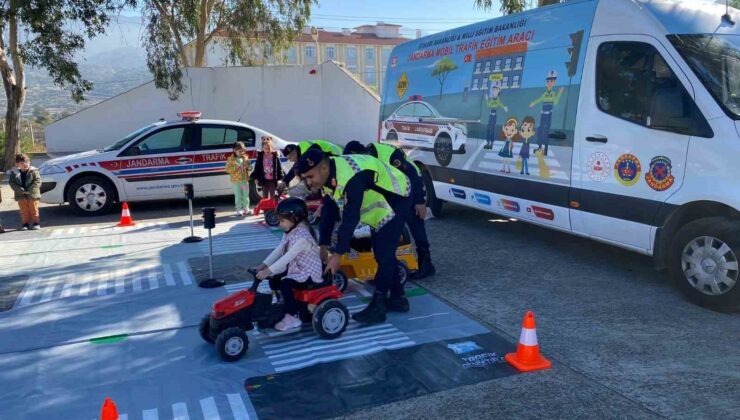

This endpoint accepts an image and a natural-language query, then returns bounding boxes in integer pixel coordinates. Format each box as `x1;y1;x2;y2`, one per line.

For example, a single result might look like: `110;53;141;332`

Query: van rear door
573;35;712;252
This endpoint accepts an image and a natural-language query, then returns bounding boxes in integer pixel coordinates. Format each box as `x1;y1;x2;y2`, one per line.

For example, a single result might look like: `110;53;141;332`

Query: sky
85;1;503;57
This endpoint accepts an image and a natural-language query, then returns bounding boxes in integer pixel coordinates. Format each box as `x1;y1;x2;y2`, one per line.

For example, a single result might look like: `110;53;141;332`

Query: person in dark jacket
251;136;284;199
8;154;42;230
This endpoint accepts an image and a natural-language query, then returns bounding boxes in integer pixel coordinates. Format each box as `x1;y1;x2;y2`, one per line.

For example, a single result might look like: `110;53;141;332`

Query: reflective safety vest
298;139;343;156
372;142;421;175
327;155;410;229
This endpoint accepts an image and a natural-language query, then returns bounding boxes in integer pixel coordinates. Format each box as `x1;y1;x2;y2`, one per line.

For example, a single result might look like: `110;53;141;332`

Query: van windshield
102;124;157;152
669;34;740;120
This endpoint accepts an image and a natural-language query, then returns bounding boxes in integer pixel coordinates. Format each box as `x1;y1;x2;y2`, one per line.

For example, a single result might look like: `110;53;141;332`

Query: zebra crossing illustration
49;221;171;238
198;220;281;255
477;145;569;180
14;261;195;308
91;393;252;420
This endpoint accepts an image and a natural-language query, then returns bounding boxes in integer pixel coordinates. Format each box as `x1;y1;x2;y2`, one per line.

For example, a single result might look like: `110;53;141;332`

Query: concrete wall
46;62;380;155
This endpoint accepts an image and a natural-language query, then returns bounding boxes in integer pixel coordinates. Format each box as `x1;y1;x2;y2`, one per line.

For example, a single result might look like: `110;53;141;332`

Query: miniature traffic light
565;30;584;78
184;183;194;200
202;207;216;230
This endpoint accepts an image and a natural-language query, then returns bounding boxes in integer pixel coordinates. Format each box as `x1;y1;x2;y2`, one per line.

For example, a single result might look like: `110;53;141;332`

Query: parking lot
0;184;738;419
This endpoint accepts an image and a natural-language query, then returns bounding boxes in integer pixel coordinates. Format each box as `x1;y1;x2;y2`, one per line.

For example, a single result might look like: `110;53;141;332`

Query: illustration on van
380;2;596;186
518;116;536;176
484;80;508;150
497;117;519;173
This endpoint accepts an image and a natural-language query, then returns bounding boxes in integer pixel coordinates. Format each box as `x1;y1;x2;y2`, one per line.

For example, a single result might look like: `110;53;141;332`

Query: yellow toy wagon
331;226;419;292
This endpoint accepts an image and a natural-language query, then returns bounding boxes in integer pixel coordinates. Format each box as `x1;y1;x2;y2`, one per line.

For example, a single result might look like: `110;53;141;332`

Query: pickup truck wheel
67;176;115;216
670;217;740;312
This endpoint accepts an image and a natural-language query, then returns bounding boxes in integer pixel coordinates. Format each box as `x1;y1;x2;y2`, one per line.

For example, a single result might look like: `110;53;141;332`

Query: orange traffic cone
116;202;136;227
100;397;119;420
504;311;551;372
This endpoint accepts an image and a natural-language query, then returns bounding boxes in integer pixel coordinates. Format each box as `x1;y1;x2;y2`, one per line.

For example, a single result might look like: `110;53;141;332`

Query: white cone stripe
199;396;220;420
519;327;539;346
260;323;395;350
273;336;414;366
142;408;158;420
258;323;392;348
177;262;193;286
267;330;407;359
274;340;415;373
172;402;190;420
227;394;250;420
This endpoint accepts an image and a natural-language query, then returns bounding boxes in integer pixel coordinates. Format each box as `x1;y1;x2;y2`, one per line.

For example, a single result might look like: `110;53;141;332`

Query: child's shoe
0;226;5;234
275;314;301;331
31;224;41;230
235;210;244;217
20;224;29;231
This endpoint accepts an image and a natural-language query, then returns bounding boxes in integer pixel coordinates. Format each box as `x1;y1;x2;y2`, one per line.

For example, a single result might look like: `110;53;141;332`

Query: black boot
411;249;436;279
386;295;409;312
352;292;387;324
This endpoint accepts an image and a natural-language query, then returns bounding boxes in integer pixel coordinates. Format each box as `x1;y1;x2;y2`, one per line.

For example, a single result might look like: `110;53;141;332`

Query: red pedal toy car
199;269;349;362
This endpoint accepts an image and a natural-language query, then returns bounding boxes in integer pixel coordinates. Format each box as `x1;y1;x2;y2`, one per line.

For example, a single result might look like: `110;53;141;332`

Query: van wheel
67;176;115;216
433;134;453;167
249;179;262;204
422;169;443;218
670;217;740;312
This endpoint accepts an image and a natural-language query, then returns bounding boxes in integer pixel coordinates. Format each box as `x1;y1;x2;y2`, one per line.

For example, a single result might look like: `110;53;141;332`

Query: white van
380;0;740;311
39;113;292;215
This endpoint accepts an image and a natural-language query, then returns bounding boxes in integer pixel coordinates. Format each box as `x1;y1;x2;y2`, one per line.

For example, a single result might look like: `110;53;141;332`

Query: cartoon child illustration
497;117;519;173
529;70;565;156
519;116;536;176
484;80;508;150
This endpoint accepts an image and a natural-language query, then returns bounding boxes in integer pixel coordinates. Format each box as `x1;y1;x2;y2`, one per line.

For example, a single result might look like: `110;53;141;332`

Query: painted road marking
227;393;250;420
49;221;170;237
198;234;280;255
164;264;176;286
13;263;194;309
142;408;158;420
199;396;220;420
172;402;190;420
121;394;252;420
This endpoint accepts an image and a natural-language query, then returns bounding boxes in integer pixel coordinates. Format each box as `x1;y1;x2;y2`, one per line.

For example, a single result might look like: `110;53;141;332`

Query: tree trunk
3;91;23;169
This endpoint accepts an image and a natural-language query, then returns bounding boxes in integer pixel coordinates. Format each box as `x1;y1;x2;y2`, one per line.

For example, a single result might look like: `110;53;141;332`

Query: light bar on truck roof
408;95;422;102
177;111;202;121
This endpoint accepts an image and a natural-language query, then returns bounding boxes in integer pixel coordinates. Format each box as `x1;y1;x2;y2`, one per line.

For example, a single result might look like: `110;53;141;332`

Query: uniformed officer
529;70;564;156
484;80;508;150
281;139;343;186
298;148;411;324
343;140;436;279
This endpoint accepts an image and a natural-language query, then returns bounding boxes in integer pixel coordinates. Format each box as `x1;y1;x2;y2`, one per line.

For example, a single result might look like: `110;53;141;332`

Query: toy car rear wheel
215;327;249;362
433;134;453;167
398;262;409;286
264;210;280;226
198;314;216;343
312;300;349;339
331;270;349;292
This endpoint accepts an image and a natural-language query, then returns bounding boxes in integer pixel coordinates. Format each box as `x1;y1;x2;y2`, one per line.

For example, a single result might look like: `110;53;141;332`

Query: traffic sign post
182;183;203;243
198;207;225;288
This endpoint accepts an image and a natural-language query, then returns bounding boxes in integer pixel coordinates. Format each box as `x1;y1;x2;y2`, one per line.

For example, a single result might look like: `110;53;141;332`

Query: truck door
573;35;712;252
118;125;196;198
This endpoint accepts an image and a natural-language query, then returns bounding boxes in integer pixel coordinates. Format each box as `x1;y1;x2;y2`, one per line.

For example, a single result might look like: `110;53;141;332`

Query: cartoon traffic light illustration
561;30;585;132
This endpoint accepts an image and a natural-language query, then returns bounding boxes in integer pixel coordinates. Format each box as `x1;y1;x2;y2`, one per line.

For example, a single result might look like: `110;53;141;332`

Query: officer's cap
297;148;327;174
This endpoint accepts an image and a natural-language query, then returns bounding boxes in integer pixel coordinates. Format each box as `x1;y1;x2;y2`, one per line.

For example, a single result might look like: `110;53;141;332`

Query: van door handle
586;135;608;143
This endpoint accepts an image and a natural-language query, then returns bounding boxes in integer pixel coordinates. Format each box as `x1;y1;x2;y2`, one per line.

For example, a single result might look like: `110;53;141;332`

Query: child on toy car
254;197;323;331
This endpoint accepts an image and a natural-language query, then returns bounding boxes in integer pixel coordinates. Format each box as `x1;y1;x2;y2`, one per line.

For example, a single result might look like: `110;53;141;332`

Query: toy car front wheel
198;314;215;343
215;327;249;362
332;270;349;292
398;262;409;286
312;300;349;339
264;210;280;226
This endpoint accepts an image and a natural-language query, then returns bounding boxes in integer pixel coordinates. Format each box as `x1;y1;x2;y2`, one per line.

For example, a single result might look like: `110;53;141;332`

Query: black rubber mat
245;332;519;419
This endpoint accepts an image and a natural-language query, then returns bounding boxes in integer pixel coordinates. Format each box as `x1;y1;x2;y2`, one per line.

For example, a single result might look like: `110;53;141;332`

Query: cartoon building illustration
471;42;528;91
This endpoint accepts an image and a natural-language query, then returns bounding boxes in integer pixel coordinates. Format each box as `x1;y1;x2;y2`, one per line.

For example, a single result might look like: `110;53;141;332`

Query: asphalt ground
0;185;738;419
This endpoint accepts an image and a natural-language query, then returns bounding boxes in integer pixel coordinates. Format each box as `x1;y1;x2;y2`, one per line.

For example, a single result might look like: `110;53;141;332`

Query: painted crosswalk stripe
17;276;41;307
148;268;159;290
227;394;250;420
119;414;128;420
177;262;193;286
60;274;74;298
115;270;126;294
199;396;220;420
172;402;190;420
78;273;91;296
267;329;404;357
142;408;158;420
39;283;56;303
273;340;415;373
97;271;108;296
132;273;142;292
164;264;176;286
257;323;389;348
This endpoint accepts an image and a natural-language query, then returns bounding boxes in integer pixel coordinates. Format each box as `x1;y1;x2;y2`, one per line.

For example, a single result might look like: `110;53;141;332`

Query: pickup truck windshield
102;124;157;152
669;34;740;120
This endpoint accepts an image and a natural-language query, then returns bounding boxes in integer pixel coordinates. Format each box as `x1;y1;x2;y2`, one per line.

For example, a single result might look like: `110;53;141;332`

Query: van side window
200;126;256;150
596;42;713;138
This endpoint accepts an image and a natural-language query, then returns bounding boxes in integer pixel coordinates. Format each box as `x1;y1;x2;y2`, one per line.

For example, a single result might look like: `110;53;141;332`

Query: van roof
640;0;739;36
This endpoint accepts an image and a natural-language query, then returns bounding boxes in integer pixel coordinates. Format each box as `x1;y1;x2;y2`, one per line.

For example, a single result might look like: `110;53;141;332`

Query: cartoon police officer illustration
529;70;564;156
484;80;508;150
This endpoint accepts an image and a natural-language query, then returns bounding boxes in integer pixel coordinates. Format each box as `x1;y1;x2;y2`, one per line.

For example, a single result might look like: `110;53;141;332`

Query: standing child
8;154;42;230
254;198;323;331
252;136;284;200
225;142;252;217
498;118;519;174
519;116;536;176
